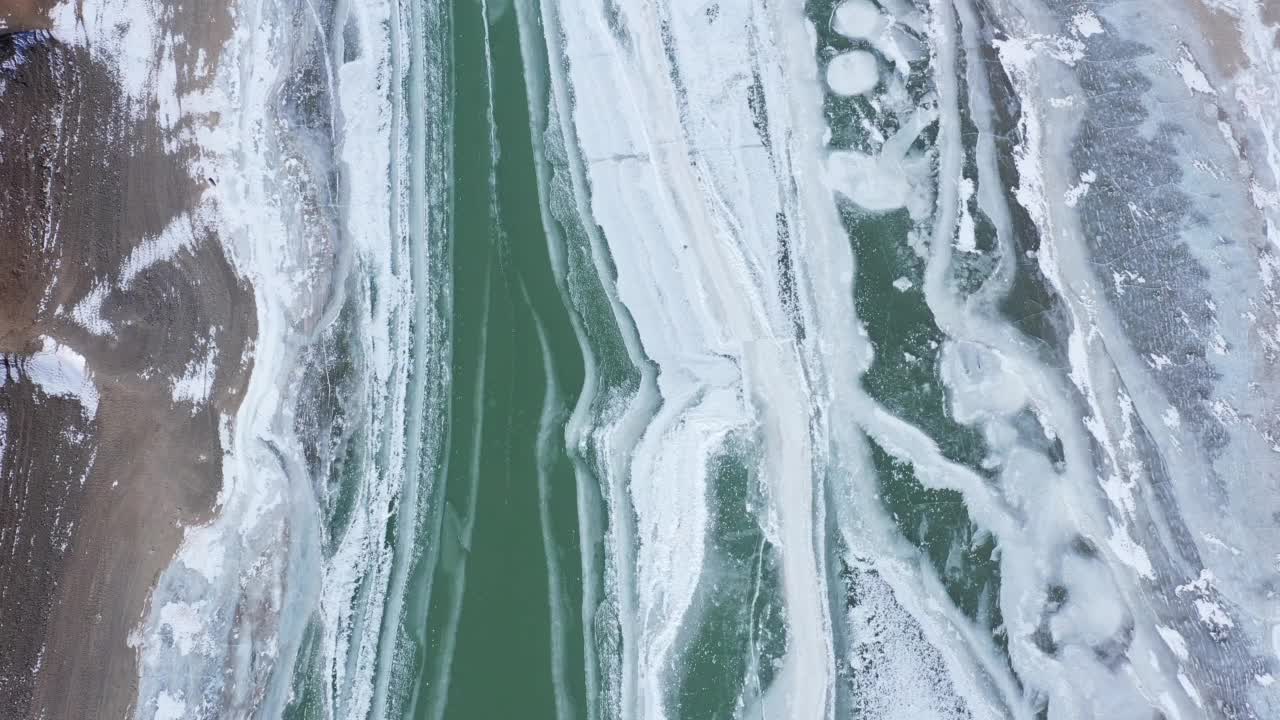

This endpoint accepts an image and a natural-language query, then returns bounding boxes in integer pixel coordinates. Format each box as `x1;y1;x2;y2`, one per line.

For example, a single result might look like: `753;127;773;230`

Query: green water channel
399;0;589;717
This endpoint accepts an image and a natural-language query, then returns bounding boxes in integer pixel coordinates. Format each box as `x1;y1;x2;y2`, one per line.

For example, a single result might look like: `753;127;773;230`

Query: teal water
397;0;589;717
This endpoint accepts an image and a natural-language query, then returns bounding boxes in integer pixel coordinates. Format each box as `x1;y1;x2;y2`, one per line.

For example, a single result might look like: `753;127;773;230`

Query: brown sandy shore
0;1;248;718
0;1;53;33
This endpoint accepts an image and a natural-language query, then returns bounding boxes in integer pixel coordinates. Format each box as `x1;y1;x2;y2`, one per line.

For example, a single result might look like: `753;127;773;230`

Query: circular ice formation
826;50;880;96
832;0;885;40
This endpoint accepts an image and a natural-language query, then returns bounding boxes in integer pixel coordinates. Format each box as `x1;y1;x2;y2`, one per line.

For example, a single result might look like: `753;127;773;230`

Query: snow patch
153;691;186;720
3;337;100;418
1064;170;1096;208
1107;518;1155;579
177;525;226;582
50;0;161;109
70;283;113;337
1156;625;1189;661
171;333;219;410
119;214;198;289
157;601;211;656
1071;11;1104;38
1176;570;1235;637
1175;49;1215;96
954;177;977;252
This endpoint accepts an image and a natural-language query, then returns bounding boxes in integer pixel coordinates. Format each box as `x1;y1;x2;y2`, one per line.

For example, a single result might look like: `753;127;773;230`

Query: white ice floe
827;50;880;95
832;0;924;76
940;341;1030;422
832;0;885;41
827;150;913;210
828;103;936;215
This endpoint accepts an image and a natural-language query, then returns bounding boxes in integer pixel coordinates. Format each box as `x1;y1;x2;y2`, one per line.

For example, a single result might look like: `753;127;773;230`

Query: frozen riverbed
9;0;1279;718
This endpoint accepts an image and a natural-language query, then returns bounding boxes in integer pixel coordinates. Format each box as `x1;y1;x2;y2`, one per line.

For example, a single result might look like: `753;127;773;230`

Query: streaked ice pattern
120;0;450;717
49;0;1280;717
526;0;1280;716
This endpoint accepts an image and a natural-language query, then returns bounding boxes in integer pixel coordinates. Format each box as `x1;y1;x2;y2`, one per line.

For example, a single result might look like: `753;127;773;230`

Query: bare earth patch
0;4;251;717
